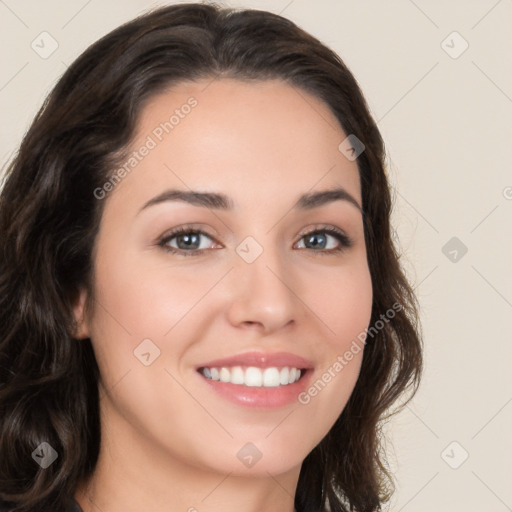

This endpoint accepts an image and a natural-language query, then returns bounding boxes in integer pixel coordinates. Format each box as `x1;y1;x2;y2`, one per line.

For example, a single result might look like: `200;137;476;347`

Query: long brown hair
0;3;422;511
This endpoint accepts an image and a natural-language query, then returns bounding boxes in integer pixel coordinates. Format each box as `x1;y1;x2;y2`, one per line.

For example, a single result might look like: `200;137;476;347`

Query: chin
196;436;313;477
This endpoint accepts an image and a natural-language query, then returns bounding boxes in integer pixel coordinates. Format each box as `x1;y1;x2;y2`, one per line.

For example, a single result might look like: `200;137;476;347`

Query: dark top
71;499;84;512
0;498;83;511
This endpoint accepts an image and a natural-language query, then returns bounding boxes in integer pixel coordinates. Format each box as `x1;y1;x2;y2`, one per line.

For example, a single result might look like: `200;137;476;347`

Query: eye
295;226;353;254
158;227;219;256
157;225;353;257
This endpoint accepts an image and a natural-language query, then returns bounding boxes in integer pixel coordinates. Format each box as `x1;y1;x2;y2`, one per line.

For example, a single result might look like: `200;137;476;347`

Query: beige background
1;1;511;510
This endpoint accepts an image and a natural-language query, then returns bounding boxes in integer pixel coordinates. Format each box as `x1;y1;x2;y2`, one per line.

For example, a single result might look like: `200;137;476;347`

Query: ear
72;287;91;339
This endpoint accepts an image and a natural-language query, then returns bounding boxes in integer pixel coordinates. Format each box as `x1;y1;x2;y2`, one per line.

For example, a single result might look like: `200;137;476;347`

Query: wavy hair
0;3;422;511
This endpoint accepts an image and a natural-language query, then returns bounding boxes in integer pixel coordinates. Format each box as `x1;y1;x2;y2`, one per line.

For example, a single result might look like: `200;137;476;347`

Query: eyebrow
139;187;362;213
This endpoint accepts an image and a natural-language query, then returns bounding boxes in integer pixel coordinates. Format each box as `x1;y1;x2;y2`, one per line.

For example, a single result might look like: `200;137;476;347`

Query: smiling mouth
198;366;306;387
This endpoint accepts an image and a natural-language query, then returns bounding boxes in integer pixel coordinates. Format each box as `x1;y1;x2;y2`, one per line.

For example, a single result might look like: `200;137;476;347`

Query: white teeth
219;367;230;382
279;367;289;385
231;366;245;384
200;366;303;387
263;367;280;387
245;367;262;387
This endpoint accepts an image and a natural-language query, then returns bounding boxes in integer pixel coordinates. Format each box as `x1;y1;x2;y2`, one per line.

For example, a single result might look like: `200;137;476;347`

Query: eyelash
157;225;353;257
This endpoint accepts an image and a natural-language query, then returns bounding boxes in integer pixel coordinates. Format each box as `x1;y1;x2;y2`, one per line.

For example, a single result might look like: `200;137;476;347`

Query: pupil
178;233;199;249
307;233;325;249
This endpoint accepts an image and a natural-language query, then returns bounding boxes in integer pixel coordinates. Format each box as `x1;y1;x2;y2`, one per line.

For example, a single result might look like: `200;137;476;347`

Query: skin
73;78;373;512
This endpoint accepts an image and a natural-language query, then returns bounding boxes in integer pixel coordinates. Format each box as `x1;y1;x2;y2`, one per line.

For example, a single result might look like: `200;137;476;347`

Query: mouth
195;351;314;408
197;366;312;408
197;365;306;387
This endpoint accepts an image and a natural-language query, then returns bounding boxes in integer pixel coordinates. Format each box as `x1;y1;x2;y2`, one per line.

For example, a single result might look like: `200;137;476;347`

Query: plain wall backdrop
1;1;511;510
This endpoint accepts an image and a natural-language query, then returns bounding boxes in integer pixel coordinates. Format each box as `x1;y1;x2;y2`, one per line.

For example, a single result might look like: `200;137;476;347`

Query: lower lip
198;370;313;409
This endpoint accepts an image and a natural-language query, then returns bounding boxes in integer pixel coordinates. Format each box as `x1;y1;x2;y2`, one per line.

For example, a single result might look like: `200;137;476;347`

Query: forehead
109;78;361;210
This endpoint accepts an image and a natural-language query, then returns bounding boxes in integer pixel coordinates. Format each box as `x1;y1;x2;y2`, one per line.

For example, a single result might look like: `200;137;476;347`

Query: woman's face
75;78;372;477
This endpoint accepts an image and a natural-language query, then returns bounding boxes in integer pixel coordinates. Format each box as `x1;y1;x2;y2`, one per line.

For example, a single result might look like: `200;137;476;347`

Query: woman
0;3;422;511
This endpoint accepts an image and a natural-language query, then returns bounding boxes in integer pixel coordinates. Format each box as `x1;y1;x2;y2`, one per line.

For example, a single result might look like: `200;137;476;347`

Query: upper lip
196;351;314;370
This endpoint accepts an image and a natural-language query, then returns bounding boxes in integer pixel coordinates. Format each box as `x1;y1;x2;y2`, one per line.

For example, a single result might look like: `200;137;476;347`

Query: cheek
86;251;180;383
86;245;232;404
303;261;373;350
91;248;206;335
296;263;372;417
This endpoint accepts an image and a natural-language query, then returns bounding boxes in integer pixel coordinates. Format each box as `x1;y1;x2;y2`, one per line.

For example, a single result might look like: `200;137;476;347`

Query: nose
225;243;302;335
